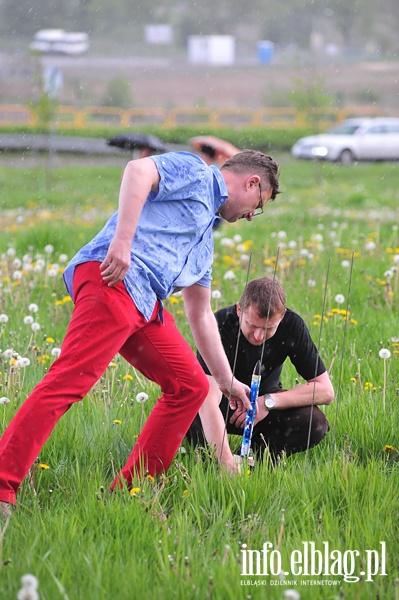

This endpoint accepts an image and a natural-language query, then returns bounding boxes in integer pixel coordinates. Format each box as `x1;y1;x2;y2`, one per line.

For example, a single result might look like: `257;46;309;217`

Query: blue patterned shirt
63;152;227;320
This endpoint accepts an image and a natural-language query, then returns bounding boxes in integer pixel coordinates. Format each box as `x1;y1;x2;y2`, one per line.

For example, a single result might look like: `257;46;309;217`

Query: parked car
291;117;399;163
30;29;89;55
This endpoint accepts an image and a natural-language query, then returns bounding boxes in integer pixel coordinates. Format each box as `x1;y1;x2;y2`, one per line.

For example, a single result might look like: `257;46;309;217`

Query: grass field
0;155;398;599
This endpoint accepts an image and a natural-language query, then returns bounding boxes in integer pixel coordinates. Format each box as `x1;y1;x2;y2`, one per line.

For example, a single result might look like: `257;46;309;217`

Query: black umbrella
107;132;167;153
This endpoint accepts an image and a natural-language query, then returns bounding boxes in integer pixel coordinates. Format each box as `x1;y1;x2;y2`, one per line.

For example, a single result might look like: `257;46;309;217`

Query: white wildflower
220;237;235;247
211;290;222;299
223;270;236;280
136;392;148;403
16;357;30;368
17;573;39;600
283;591;301;600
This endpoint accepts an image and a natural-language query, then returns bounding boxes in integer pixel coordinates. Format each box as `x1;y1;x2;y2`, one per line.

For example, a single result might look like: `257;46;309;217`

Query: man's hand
219;376;251;412
230;397;269;429
100;237;131;286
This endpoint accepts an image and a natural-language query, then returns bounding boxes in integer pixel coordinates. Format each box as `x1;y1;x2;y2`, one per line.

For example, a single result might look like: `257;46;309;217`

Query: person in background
189;135;240;167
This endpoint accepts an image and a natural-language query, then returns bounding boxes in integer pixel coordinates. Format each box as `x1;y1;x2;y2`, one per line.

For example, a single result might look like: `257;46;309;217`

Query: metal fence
0;104;383;129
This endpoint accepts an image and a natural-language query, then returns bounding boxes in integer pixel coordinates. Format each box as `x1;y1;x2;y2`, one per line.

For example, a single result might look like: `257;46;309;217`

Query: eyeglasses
253;183;264;217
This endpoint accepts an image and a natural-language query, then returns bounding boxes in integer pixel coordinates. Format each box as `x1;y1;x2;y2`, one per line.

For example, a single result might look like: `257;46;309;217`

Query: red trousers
0;262;209;505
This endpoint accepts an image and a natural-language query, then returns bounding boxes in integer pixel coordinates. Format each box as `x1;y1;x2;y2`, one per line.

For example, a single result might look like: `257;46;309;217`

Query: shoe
0;501;12;520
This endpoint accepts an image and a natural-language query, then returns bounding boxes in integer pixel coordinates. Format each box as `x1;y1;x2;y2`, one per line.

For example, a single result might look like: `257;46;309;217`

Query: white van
30;29;90;55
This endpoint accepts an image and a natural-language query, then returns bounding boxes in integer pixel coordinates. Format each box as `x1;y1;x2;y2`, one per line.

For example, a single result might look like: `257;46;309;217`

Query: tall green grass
0;157;398;599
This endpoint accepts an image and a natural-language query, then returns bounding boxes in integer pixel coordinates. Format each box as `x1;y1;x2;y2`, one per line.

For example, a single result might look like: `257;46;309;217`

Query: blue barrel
257;41;274;64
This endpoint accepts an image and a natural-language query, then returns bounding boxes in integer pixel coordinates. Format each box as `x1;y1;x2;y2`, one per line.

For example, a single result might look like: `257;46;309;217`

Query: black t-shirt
197;305;326;395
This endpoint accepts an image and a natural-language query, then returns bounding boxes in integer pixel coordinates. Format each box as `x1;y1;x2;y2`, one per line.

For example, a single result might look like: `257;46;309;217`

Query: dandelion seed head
31;322;41;332
307;279;316;288
0;397;11;405
212;290;222;299
341;260;350;268
283;590;301;600
335;294;345;305
44;244;54;254
223;270;236;280
16;357;30;368
379;348;391;359
13;270;22;280
59;254;68;263
28;303;39;313
0;314;9;323
23;315;34;325
136;392;148;403
220;237;235;247
7;247;16;257
233;234;242;243
13;258;22;269
365;241;376;251
51;348;61;357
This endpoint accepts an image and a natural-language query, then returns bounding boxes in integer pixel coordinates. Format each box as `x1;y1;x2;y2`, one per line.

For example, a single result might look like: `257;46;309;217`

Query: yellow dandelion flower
62;296;72;303
350;377;357;383
123;374;133;380
2;277;9;283
364;275;372;281
350;319;358;325
264;259;274;265
176;310;184;315
298;259;306;266
146;475;155;484
323;317;328;323
130;487;141;496
168;296;179;304
55;300;63;306
113;419;122;424
383;445;397;453
38;463;50;469
313;314;322;319
46;337;55;343
182;489;190;498
108;361;117;368
386;248;394;254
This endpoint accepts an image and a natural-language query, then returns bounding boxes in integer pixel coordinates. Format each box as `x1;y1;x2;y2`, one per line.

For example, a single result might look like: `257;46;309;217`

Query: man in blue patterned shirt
0;150;280;515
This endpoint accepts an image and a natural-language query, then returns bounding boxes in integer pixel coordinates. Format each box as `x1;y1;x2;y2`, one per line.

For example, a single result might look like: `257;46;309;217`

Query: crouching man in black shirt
186;277;334;472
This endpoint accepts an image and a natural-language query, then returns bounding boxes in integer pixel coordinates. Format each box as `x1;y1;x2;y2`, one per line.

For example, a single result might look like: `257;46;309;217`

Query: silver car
291;117;399;164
